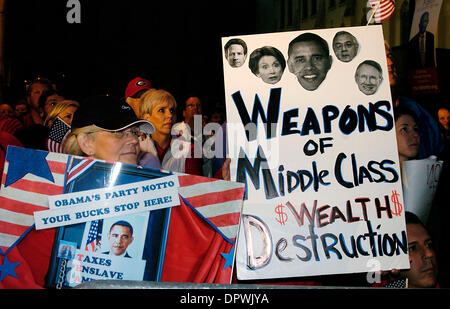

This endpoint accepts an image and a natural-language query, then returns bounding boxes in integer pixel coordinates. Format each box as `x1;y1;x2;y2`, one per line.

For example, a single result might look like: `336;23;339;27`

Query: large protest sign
222;25;410;280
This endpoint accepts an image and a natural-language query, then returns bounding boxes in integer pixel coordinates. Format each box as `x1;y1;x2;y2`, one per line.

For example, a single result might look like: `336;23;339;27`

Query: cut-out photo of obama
224;38;248;68
103;220;135;258
249;46;286;84
332;31;359;63
287;32;332;91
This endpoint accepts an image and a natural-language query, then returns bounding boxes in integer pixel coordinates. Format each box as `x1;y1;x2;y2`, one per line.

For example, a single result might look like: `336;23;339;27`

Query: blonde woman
138;89;203;175
44;100;80;127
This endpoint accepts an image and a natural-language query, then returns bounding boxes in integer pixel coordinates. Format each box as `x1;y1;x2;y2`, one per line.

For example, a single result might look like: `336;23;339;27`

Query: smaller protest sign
33;175;180;229
402;155;443;222
65;249;146;287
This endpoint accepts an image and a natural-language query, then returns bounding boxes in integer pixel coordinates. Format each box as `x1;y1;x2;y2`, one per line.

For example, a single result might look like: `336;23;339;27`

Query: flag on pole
84;220;99;252
46;117;71;153
368;0;395;23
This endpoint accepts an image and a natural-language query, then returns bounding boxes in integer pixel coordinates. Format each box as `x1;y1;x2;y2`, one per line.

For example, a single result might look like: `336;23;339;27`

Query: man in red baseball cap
124;77;152;117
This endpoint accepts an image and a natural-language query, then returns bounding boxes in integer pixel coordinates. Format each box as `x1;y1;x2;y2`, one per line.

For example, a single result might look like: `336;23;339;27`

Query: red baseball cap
124;77;152;99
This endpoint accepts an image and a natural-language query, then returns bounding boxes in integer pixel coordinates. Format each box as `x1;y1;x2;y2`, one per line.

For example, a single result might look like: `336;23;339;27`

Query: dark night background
2;0;450;290
3;0;258;113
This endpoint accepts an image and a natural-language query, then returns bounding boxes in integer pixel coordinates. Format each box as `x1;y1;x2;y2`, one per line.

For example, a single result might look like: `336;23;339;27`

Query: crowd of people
0;76;228;179
0;43;448;289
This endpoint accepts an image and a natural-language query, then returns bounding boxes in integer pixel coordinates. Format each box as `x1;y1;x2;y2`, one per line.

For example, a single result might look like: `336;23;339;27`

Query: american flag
0;146;67;252
161;173;245;283
177;174;244;243
47;117;71;153
368;0;395;23
84;220;99;251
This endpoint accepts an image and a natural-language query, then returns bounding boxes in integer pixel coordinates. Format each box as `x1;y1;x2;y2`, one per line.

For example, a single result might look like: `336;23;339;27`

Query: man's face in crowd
226;44;246;68
438;108;449;130
183;97;202;130
403;223;438;288
288;40;332;91
43;93;64;117
15;103;28;117
385;45;398;87
0;104;14;117
28;82;50;109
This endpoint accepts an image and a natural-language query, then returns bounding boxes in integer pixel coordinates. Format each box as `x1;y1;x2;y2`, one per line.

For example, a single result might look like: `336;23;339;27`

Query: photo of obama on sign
287;32;333;91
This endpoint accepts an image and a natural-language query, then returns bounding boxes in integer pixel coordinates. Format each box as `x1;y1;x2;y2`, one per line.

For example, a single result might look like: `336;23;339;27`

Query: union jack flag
368;0;395;23
65;157;96;186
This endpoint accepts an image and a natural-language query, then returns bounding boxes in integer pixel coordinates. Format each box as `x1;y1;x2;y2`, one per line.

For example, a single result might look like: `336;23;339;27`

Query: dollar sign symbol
391;190;403;216
275;204;288;225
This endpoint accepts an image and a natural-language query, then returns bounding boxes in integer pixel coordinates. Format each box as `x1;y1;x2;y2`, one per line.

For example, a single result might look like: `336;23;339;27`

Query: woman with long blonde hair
43;100;80;127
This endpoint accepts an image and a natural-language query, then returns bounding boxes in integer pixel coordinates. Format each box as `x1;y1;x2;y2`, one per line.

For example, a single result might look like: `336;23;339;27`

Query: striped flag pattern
0;147;245;285
0;148;68;252
368;0;395;23
65;157;96;186
84;220;99;252
178;174;244;243
46;117;71;153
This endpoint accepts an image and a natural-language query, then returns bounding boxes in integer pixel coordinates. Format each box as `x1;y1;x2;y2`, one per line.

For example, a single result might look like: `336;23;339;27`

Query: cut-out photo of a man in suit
409;11;435;69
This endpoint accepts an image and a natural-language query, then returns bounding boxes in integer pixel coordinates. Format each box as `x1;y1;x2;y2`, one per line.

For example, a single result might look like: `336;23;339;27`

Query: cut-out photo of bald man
354;60;383;95
287;32;332;91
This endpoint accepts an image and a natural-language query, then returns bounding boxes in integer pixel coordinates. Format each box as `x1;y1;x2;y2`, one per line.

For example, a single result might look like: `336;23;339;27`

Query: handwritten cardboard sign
402;156;443;223
222;25;410;280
